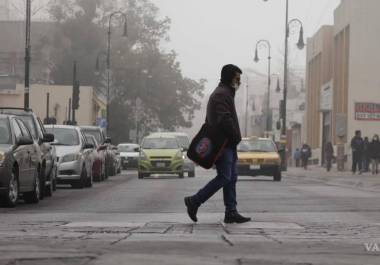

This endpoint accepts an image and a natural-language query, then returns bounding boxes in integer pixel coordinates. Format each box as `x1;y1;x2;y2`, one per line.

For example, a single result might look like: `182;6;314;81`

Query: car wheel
273;169;282;182
188;171;195;178
73;167;86;189
86;168;93;188
2;168;19;207
52;167;57;191
24;168;40;204
39;166;46;200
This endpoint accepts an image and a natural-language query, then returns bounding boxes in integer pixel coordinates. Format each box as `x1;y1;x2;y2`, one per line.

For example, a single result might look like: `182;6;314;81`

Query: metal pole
282;0;289;136
106;24;112;134
68;98;72;124
46;93;50;120
72;61;77;124
267;47;272;133
24;0;31;109
245;76;249;137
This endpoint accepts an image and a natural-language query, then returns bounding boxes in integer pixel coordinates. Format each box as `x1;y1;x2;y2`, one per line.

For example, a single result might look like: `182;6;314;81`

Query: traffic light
72;80;80;110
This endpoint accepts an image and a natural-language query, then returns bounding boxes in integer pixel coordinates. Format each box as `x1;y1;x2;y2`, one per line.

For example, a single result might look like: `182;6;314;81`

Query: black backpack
187;123;228;169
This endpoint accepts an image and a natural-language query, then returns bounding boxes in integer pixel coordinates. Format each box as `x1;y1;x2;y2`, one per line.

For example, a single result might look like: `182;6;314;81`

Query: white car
45;125;96;189
117;143;140;170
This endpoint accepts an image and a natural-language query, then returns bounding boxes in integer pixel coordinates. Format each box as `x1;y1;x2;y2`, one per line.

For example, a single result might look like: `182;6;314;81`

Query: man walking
351;130;364;174
184;64;251;224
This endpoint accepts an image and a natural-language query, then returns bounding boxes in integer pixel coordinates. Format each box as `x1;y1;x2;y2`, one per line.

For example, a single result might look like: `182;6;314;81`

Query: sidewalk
286;166;380;192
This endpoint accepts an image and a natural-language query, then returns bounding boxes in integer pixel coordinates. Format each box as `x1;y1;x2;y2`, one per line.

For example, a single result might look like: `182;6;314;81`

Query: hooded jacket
206;82;242;149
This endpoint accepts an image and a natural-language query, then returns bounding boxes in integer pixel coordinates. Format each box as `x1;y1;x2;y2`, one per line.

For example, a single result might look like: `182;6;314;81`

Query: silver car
45;125;95;189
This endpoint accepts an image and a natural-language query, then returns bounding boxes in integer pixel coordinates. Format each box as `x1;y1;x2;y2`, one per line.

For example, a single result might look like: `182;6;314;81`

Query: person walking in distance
301;143;311;170
293;148;301;167
184;64;251;224
351;130;364;174
369;134;380;175
325;142;334;172
362;137;370;172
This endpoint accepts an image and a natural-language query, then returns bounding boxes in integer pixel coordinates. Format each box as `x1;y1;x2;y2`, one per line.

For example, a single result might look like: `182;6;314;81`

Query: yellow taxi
237;137;282;181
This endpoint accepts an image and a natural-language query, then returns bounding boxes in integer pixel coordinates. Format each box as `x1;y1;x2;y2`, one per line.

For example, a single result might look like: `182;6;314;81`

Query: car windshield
46;128;79;146
237;139;277;153
83;130;103;144
118;145;138;152
142;138;179;149
0;118;11;144
176;136;190;149
17;115;37;139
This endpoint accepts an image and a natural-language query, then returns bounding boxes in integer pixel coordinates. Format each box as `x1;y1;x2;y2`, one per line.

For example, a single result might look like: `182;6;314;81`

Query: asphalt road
0;167;380;264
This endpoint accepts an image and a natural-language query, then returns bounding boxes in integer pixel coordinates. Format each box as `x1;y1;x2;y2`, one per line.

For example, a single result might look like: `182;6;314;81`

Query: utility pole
24;0;31;109
245;75;249;137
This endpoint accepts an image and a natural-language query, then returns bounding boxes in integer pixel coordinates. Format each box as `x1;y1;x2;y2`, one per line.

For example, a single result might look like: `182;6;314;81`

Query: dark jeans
352;151;362;173
193;148;237;213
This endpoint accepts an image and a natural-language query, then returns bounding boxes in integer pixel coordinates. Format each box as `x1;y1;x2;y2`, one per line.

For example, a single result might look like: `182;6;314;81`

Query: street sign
336;113;347;137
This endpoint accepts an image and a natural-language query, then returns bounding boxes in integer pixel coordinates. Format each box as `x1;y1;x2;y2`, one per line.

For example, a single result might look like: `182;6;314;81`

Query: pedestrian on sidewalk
301;143;311;170
184;64;251;224
369;134;380;175
325;142;334;172
362;137;370;172
351;130;364;174
294;148;301;167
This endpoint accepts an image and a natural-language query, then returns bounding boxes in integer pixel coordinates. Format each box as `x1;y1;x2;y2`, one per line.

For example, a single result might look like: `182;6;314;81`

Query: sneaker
184;196;198;222
224;211;251;224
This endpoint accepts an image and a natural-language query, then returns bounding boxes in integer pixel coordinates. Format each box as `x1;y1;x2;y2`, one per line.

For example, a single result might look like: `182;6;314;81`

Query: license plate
156;162;166;168
250;165;260;170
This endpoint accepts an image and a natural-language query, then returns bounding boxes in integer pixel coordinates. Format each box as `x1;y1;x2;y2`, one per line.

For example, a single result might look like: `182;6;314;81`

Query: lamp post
263;0;305;136
24;0;31;109
254;39;272;133
245;75;249;137
105;11;128;133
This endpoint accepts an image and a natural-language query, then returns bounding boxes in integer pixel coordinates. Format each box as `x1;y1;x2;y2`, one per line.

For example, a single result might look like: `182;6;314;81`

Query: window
46;128;80;146
142;138;179;149
17;116;37;140
0;118;11;144
17;120;32;139
11;119;23;140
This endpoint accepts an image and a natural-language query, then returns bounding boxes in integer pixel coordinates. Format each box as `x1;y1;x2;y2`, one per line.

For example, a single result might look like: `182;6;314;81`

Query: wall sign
355;102;380;121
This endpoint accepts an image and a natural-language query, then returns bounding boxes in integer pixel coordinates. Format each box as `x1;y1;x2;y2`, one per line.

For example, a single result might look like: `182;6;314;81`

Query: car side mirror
42;133;54;143
84;143;95;149
17;136;33;146
104;137;112;144
134;147;140;152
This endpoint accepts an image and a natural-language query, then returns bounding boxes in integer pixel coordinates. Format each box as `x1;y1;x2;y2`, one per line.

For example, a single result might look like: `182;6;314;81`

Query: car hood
0;144;12;153
54;145;81;157
238;152;280;160
120;152;139;158
142;149;179;158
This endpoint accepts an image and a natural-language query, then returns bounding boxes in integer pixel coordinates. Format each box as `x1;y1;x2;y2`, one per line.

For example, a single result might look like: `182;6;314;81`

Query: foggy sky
155;0;340;92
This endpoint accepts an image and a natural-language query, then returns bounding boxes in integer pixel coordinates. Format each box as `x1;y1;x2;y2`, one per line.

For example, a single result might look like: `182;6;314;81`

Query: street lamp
24;0;31;109
105;11;128;133
254;39;272;133
262;0;305;136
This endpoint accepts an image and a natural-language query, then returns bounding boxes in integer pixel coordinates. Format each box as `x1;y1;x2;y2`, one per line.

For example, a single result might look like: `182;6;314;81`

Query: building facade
0;83;106;126
305;0;380;168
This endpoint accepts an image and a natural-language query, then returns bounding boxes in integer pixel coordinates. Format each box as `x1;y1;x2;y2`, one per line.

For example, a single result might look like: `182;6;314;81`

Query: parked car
0;108;55;198
117;143;140;170
45;125;95;188
0;115;41;207
138;135;185;179
80;126;114;178
149;132;195;177
237;137;282;181
85;135;105;182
